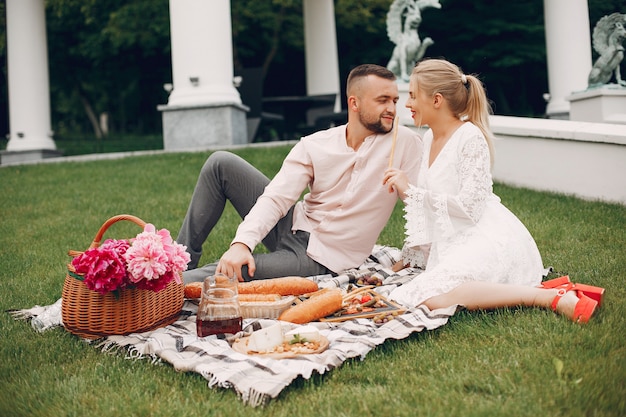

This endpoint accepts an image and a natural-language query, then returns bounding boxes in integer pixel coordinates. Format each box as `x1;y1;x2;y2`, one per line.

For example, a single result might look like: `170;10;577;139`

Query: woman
383;58;602;323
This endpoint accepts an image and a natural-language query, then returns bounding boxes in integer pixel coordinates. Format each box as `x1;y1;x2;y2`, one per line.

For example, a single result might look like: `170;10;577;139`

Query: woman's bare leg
423;281;579;318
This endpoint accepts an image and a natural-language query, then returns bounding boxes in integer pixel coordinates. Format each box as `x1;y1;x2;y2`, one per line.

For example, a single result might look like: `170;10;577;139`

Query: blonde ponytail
464;74;495;167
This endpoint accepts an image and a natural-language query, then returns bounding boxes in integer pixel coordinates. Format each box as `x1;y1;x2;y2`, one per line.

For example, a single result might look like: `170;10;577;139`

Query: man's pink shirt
233;124;423;273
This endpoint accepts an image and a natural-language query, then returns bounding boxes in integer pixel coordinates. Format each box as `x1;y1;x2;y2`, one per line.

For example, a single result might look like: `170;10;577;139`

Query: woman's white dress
389;123;544;308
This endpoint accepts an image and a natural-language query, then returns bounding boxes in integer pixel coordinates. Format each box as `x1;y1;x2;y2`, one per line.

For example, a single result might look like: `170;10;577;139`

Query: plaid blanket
11;246;458;407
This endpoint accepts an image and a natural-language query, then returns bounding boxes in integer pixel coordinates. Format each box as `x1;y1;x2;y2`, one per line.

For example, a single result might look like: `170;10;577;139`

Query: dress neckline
428;122;466;169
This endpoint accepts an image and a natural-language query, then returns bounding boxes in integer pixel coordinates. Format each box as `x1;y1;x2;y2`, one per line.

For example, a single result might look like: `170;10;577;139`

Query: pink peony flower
124;224;190;288
125;230;169;282
100;238;130;255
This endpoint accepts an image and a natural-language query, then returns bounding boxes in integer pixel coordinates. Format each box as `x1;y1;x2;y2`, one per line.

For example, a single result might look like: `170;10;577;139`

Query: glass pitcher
196;273;242;337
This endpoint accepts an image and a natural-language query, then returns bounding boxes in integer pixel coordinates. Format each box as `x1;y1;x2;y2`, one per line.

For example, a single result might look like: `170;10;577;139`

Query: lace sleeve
452;134;492;222
403;134;492;247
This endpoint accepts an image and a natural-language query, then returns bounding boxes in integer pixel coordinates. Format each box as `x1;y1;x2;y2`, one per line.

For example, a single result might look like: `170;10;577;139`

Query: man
178;64;423;283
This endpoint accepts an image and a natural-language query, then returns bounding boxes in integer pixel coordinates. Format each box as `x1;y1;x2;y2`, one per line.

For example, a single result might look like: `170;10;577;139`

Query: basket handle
89;214;147;249
68;214;147;258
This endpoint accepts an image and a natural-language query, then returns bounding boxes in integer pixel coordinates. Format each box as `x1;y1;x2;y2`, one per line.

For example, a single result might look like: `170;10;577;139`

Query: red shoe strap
551;287;570;311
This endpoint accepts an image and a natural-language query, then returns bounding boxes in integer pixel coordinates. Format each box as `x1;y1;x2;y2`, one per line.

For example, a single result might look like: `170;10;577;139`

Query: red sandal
550;285;598;323
540;275;605;307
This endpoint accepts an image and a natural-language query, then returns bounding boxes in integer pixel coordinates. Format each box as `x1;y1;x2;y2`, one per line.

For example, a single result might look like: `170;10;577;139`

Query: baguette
238;276;318;296
238;293;282;302
278;289;343;324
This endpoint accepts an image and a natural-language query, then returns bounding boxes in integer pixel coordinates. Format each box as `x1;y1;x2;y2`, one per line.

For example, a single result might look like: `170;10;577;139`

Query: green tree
428;0;625;116
420;0;548;116
232;0;305;95
45;0;171;138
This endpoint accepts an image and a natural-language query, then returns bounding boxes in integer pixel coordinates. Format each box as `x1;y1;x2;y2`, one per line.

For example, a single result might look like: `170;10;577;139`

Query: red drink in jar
196;316;242;337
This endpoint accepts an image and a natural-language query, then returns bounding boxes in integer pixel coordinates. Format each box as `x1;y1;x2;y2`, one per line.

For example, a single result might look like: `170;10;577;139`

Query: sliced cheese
246;322;284;352
284;325;321;344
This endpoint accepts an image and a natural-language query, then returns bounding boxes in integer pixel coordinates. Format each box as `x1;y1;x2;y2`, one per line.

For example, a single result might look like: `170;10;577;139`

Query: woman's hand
383;168;410;199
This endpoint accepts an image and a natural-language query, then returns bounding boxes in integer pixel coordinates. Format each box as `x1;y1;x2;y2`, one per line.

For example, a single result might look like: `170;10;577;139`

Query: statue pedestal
158;102;249;151
567;85;626;124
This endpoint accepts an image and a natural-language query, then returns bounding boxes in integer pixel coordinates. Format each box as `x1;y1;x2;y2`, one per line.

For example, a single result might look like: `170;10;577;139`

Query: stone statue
588;13;626;88
386;0;441;82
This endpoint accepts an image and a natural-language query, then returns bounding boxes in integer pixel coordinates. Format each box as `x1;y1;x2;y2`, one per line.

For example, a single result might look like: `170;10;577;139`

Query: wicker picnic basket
61;214;185;339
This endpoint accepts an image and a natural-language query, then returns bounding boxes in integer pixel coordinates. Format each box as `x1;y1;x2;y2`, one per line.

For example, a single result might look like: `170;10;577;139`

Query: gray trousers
177;151;331;283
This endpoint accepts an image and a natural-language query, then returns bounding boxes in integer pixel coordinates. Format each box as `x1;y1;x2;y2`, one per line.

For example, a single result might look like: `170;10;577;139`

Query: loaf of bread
187;276;318;300
184;282;203;299
238;293;282;302
278;289;343;324
238;276;318;296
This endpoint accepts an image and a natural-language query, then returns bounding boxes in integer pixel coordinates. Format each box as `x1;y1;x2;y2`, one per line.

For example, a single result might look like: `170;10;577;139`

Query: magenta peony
71;239;129;294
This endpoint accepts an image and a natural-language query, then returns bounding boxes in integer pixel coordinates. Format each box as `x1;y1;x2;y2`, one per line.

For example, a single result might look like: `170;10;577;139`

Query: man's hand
217;242;255;281
391;260;408;272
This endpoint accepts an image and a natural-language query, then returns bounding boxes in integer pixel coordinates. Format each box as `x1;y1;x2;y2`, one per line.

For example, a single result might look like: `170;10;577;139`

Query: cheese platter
232;323;329;358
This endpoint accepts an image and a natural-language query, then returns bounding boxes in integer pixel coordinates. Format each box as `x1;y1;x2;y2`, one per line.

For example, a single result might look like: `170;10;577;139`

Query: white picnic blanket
11;246;459;407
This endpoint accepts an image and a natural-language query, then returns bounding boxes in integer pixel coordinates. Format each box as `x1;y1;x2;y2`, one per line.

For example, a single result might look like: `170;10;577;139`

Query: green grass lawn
1;145;625;417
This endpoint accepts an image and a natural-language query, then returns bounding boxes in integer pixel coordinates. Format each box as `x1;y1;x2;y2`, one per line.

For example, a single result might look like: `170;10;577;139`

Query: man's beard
359;112;393;135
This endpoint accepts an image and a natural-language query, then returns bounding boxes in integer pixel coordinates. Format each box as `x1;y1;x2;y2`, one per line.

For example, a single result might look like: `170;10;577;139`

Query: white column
166;0;240;107
303;0;341;112
543;0;592;118
5;0;55;151
160;0;247;150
